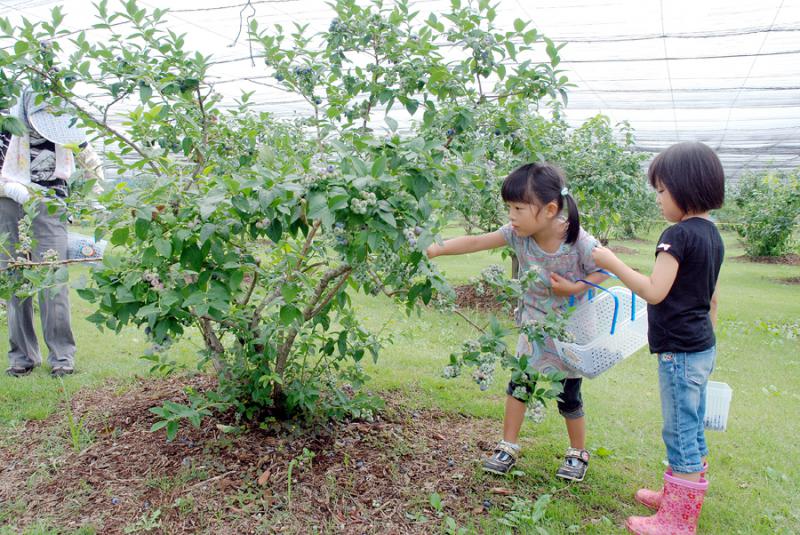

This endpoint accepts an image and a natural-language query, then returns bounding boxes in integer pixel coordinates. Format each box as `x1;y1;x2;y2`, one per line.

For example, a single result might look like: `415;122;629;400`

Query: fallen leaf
432;433;445;441
490;487;514;496
257;468;271;486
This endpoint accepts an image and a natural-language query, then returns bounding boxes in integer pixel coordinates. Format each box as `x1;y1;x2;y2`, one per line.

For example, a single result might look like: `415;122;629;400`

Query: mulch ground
732;253;800;266
609;245;638;255
0;375;514;534
453;284;506;313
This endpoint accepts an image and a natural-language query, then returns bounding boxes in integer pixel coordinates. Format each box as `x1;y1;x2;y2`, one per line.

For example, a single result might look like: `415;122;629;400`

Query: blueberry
334;222;345;229
414;226;423;236
327;164;335;173
446;128;455;137
356;460;364;468
483;499;492;509
494;128;501;136
447;459;455;468
408;238;417;247
112;497;120;505
314;97;322;105
480;383;489;391
275;73;284;82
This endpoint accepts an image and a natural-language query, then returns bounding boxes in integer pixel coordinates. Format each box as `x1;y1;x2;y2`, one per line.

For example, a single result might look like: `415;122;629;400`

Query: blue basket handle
575;279;619;335
594;269;638;322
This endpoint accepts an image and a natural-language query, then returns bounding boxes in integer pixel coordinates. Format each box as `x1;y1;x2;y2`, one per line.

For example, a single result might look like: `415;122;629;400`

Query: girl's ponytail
562;189;580;245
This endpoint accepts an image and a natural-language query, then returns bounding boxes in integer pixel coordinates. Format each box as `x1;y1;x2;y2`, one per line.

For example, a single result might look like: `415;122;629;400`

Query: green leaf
139;83;152;103
13;40;29;55
134;218;150;240
154;238;172;257
514;18;526;32
385;115;398;132
377;209;396;228
371;156;386;178
166;420;178;441
110;227;129;246
429;492;442;511
308;192;332;225
280;304;303;326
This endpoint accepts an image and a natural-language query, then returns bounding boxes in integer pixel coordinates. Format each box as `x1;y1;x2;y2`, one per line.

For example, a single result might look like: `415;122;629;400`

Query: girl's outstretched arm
592;246;679;305
426;231;506;258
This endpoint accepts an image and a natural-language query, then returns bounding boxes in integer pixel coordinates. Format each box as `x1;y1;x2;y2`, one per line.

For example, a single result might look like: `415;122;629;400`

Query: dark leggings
507;377;584;419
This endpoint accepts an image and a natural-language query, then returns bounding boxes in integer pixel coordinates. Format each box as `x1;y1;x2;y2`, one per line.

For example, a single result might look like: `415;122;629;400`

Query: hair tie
560;187;569;197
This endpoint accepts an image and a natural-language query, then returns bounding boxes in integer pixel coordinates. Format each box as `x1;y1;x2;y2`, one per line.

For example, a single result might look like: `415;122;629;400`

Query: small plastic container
67;232;107;262
704;381;732;431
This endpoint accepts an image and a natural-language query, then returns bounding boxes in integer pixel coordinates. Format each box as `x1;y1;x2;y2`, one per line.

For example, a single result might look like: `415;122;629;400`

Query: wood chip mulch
0;375;510;534
453;284;507;313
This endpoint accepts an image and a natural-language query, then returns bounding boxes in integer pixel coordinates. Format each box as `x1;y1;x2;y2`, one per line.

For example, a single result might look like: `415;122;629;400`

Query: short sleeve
499;223;518;250
575;228;601;276
655;224;687;263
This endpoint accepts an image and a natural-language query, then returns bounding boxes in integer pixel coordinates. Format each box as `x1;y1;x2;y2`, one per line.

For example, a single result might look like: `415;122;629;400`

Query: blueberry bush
1;0;578;434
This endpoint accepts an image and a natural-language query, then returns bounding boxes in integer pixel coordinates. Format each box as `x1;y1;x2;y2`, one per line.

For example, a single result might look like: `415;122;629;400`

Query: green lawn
1;229;798;533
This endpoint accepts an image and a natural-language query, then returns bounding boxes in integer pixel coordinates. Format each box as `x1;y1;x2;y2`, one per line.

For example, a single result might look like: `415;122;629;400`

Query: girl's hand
550;272;581;297
426;244;438;259
591;245;618;270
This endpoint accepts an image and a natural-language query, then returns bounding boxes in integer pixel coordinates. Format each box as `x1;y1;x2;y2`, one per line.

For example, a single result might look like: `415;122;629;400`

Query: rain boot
636;462;707;510
626;472;707;535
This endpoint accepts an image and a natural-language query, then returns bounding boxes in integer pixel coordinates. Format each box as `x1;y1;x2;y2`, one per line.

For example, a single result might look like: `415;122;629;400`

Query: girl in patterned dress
427;163;607;481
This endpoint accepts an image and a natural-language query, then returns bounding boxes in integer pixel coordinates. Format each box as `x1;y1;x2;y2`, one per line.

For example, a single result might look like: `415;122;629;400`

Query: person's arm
592;245;679;305
75;143;105;195
550;270;609;297
710;285;719;329
426;231;507;258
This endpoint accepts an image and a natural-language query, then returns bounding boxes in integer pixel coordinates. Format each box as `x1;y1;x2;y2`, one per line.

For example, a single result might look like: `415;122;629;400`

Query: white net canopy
3;0;799;181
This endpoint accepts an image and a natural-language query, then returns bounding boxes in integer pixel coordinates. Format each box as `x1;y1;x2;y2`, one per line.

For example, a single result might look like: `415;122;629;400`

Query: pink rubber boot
626;472;708;535
635;462;707;510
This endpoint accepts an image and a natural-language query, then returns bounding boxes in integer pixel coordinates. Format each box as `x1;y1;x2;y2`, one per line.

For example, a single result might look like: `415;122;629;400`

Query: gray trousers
0;197;75;370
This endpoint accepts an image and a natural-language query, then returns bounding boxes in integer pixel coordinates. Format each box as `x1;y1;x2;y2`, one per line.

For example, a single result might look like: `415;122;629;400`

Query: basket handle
595;269;638;322
574;279;620;335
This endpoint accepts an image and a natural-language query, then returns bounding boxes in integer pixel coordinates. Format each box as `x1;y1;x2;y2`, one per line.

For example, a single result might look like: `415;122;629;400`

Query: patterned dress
499;223;600;378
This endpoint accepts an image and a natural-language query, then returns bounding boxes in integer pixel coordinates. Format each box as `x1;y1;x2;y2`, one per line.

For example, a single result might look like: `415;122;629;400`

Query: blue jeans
658;346;715;474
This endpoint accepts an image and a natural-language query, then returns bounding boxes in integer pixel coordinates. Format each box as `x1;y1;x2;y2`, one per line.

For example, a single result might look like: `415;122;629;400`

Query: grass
1;228;798;533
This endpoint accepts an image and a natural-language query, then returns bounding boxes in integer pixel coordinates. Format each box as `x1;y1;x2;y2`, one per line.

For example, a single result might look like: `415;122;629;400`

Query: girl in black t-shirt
591;142;725;535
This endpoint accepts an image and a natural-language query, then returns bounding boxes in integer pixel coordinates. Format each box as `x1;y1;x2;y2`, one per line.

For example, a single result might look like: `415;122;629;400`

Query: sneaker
482;441;519;475
50;367;74;378
5;366;34;378
555;448;590;482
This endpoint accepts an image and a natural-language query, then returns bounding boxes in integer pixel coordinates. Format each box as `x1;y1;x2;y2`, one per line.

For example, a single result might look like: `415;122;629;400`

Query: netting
2;0;799;180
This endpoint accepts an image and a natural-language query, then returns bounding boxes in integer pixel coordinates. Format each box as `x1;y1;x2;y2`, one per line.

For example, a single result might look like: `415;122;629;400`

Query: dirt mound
732;253;800;266
0;375;508;534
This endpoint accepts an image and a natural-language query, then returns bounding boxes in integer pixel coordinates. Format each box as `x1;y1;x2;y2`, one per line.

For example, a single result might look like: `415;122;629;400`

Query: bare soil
0;375;515;534
732;253;800;266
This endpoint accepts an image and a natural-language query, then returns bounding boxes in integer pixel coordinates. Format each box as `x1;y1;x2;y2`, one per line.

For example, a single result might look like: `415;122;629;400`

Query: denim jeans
658;346;715;473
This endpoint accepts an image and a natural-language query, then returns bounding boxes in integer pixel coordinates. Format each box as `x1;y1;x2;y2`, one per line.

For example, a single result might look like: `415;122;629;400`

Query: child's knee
558;403;584;419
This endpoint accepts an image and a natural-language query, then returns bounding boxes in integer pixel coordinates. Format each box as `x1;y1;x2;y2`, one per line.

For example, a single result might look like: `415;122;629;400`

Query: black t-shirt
647;217;724;354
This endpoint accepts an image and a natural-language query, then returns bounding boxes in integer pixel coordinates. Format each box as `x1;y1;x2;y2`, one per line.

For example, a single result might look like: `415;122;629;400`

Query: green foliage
0;0;570;432
734;171;800;257
429;109;653;243
441;265;567;411
59;379;94;452
498;494;552;532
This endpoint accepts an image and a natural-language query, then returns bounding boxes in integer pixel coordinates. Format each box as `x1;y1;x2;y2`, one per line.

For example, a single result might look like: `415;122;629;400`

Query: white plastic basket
67;232;107;261
704;381;732;431
553;280;648;379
